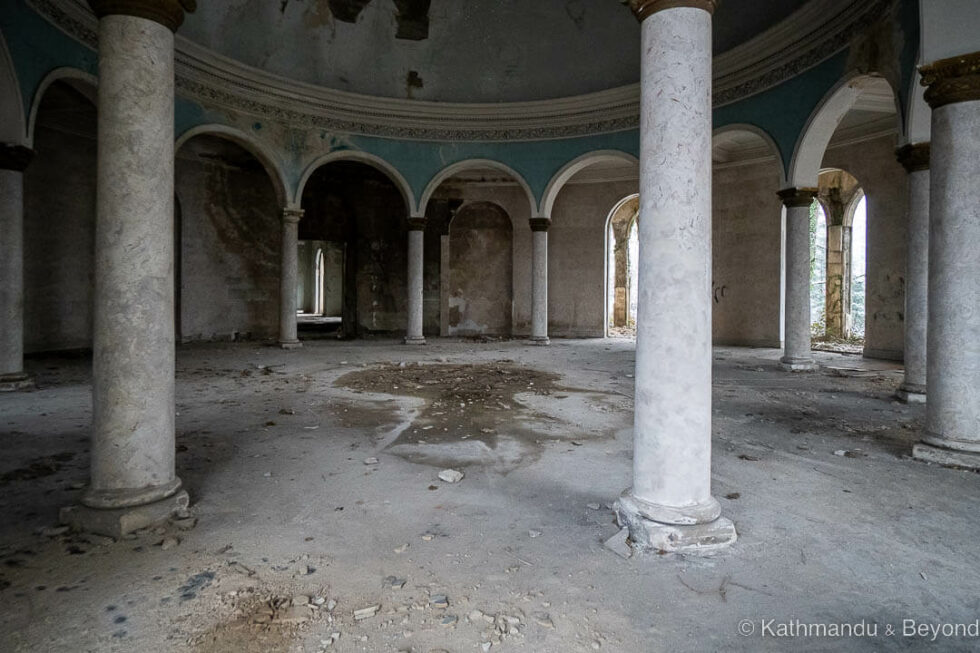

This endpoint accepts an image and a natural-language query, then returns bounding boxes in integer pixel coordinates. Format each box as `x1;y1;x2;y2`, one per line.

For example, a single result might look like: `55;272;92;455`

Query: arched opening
23;78;98;353
545;154;639;338
299;161;410;339
447;202;514;337
424;163;533;338
174;134;281;343
605;195;639;337
792;74;905;360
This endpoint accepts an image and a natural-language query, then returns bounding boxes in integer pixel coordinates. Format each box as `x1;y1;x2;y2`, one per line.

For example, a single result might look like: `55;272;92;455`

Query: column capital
529;217;552;232
407;217;427;231
282;207;304;224
920;50;980;109
0;144;34;172
88;0;197;32
777;187;818;208
896;142;930;173
629;0;717;22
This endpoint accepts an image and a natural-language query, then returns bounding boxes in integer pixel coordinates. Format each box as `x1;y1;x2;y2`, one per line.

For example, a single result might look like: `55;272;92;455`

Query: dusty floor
1;339;979;652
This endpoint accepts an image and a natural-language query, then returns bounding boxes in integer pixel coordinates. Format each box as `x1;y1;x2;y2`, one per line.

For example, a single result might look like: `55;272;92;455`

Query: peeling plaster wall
22;122;96;353
176;137;282;342
429;184;533;336
550;181;639;338
447;202;513;336
822;134;907;360
712;159;784;348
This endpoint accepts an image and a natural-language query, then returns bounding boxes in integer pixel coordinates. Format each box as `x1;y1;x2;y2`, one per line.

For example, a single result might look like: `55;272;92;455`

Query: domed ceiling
177;0;812;103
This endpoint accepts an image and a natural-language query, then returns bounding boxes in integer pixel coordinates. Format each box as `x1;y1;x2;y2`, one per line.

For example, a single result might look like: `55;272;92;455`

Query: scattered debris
353;604;380;621
438;469;464;483
603;527;632;559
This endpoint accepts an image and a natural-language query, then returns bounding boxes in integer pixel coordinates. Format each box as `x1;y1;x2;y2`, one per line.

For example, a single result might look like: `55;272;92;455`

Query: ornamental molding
29;0;895;142
895;142;930;172
630;0;718;22
920;51;980;109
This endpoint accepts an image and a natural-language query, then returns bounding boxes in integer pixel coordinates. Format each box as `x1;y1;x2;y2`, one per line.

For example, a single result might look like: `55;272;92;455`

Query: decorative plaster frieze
29;0;896;141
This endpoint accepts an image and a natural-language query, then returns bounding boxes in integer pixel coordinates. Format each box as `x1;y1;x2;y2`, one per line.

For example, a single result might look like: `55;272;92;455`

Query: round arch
602;193;640;338
175;124;291;207
539;150;638;219
0;29;26;145
297;151;415;216
419;159;537;220
712;123;786;186
27;67;99;147
788;73;901;189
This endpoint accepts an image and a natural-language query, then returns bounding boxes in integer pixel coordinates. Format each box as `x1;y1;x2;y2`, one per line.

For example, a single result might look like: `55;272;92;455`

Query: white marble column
896;143;930;403
279;208;304;349
0;145;34;391
62;2;195;537
778;188;818;371
529;218;550;345
614;0;735;555
405;217;426;344
913;53;980;469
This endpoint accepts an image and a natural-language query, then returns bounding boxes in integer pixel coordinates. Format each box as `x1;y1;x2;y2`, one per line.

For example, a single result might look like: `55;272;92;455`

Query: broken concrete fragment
603;527;632;559
533;613;555;629
429;594;449;609
383;576;406;589
40;525;70;537
159;536;179;551
441;614;458;627
364;457;379;465
353;604;380;620
275;605;312;623
438;469;464;483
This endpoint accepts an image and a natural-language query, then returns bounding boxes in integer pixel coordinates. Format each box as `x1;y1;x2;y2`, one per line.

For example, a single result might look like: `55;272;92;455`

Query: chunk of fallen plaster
353;604;380;620
603;527;632;559
438;469;464;483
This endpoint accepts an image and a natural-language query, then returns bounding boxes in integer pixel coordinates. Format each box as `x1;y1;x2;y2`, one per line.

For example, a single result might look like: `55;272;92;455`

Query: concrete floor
1;339;978;652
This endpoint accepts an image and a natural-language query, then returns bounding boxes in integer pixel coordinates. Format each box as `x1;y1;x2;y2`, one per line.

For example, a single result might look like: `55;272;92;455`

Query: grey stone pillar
405;217;426;344
279;208;303;349
529;218;550;345
61;1;196;537
0;145;34;392
614;0;735;555
778;188;818;371
896;143;930;403
913;53;980;469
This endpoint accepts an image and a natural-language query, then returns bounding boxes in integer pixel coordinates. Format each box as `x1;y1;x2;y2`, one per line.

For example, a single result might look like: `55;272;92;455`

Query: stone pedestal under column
616;0;734;556
405;217;427;345
0;145;34;392
279;208;304;349
913;53;980;469
529;218;550;345
896;143;930;404
778;188;819;371
62;4;194;537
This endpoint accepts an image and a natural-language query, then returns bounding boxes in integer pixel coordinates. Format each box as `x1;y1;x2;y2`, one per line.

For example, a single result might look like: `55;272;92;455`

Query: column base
896;383;927;404
0;373;34;392
529;336;550;346
404;336;427;345
614;492;736;556
60;490;189;538
780;357;817;372
912;442;980;471
279;340;302;350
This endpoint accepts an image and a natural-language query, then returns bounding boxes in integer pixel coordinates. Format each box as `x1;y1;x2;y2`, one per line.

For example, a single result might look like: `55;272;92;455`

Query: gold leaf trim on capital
920;51;980;109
